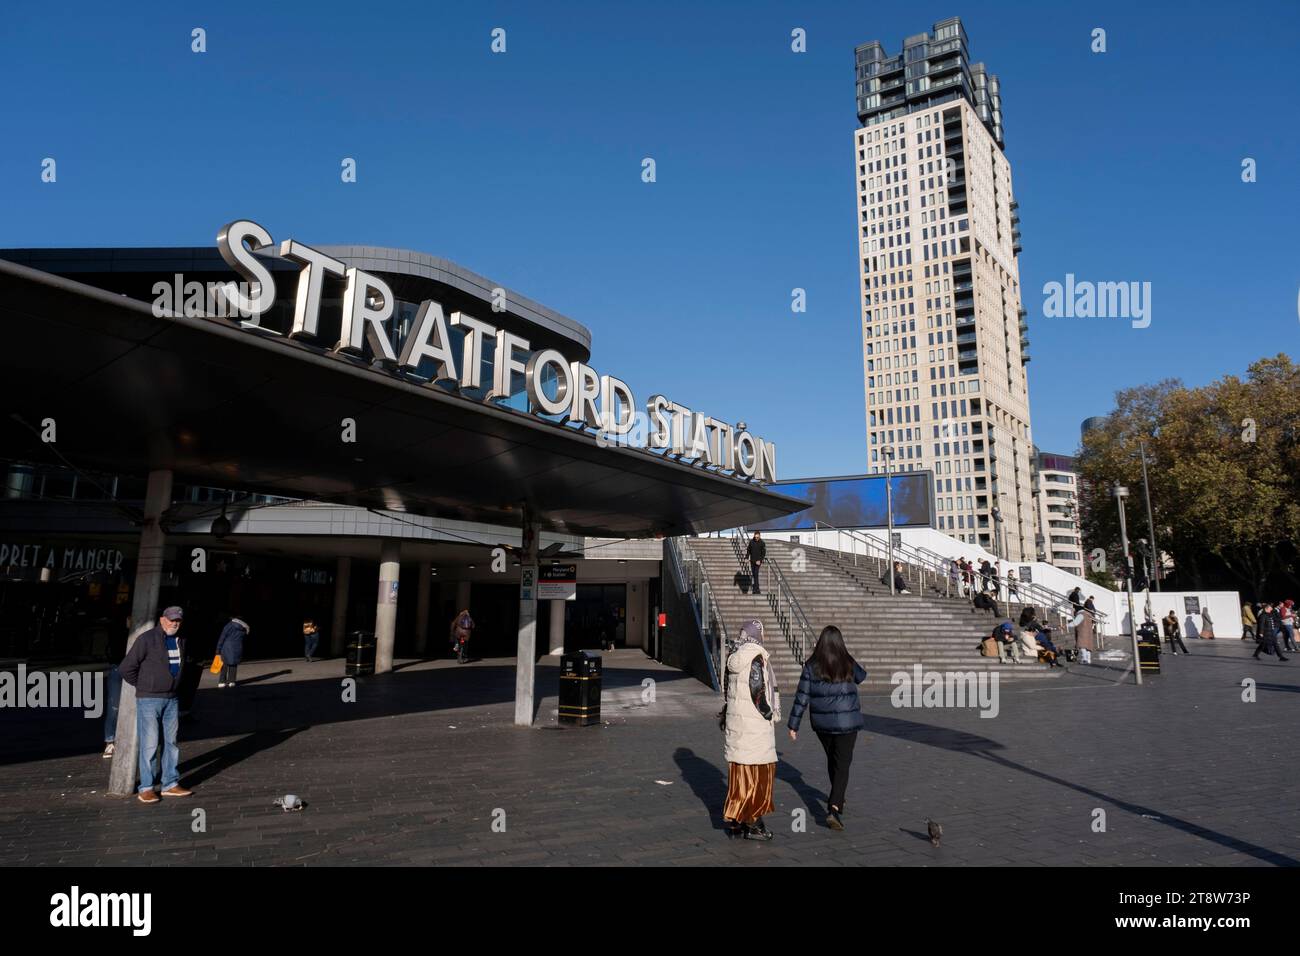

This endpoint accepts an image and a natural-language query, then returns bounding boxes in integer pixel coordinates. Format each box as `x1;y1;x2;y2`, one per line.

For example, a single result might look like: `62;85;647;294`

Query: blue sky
3;1;1297;478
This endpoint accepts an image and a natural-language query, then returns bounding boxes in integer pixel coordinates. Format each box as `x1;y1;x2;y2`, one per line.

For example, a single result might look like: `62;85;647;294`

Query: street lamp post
1114;483;1142;686
884;447;895;595
1139;440;1161;591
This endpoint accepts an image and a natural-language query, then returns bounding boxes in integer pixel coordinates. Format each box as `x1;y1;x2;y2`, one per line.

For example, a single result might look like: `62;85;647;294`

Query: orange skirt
723;762;775;823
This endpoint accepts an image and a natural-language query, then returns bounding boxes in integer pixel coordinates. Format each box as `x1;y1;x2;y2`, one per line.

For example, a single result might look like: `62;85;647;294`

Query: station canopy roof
0;258;805;538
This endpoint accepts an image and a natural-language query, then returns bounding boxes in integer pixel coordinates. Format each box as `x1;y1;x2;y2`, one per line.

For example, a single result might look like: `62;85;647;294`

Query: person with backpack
786;625;866;831
450;608;474;664
721;619;778;841
214;616;249;687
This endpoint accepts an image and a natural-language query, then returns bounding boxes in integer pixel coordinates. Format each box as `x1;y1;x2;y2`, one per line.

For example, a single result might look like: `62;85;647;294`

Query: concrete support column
514;506;539;726
374;541;401;674
415;561;432;656
330;556;351;657
549;599;566;655
109;469;172;796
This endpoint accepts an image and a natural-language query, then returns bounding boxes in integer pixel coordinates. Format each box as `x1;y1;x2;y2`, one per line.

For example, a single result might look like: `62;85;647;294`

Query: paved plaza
1;640;1297;866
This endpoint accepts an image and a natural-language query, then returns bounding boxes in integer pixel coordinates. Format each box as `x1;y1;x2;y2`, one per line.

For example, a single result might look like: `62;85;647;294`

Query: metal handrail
730;527;815;668
808;518;1110;638
665;536;729;689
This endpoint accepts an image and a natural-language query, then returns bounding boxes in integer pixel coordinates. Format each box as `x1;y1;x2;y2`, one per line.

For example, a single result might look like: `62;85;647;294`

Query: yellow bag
210;655;224;675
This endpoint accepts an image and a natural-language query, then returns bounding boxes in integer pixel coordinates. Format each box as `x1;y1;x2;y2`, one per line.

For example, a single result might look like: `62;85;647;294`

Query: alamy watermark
50;886;151;936
890;665;999;718
1042;274;1151;329
152;273;261;320
0;665;104;718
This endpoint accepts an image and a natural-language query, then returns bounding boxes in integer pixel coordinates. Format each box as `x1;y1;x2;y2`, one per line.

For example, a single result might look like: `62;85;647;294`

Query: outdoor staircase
686;537;1062;691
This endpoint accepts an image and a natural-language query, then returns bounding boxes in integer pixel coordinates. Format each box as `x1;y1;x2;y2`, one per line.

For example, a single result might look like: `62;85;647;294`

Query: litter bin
559;650;602;726
1137;640;1161;675
346;631;376;677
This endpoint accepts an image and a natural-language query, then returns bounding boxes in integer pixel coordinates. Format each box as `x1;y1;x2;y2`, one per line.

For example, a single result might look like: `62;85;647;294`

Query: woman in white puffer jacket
721;619;779;840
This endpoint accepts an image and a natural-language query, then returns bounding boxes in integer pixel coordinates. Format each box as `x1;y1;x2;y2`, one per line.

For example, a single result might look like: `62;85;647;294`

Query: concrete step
689;536;1074;678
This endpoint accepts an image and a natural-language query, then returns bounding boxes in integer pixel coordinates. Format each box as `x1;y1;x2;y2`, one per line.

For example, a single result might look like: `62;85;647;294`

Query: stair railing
730;527;814;667
665;535;729;690
804;519;1110;638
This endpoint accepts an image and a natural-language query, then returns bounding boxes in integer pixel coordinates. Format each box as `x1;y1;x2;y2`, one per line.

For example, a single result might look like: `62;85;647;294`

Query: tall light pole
1114;483;1142;686
883;446;896;594
1139;440;1160;591
992;493;1007;561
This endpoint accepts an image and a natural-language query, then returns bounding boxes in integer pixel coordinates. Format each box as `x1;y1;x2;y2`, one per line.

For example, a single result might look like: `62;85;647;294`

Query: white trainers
217;682;227;688
102;742;114;758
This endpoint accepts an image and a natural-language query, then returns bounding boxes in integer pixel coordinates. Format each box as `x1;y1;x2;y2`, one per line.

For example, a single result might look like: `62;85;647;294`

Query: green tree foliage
1077;355;1300;599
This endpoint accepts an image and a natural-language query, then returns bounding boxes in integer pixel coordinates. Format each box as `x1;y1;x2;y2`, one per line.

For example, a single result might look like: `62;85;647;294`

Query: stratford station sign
187;220;778;483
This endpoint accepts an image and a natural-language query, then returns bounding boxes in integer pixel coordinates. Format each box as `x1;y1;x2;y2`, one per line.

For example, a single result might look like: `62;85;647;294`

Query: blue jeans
1282;624;1296;652
136;696;180;792
103;666;122;743
305;633;320;658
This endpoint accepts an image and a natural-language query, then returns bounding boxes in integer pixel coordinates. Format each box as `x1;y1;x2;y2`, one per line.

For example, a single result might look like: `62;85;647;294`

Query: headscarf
729;619;779;706
730;618;764;652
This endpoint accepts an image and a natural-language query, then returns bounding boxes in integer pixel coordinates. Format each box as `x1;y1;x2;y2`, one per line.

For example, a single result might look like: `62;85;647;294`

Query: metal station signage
197;220;778;483
537;563;577;601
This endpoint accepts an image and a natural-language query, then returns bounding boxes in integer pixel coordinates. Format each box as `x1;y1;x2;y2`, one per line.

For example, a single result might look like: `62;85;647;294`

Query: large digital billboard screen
749;473;933;531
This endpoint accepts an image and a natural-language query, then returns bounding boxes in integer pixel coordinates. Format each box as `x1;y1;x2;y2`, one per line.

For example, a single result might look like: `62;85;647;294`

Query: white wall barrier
755;526;1239;639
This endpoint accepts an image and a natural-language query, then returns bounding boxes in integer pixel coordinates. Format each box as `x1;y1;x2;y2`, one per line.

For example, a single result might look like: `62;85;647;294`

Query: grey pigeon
926;818;942;847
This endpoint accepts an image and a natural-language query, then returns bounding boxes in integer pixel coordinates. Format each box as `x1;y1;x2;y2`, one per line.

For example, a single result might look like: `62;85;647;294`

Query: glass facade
855;18;1004;149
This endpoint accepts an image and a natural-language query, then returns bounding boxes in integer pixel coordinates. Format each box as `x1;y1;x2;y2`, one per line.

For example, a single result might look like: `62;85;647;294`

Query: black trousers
1166;633;1189;654
750;561;762;593
1254;633;1287;659
220;663;238;684
815;730;857;813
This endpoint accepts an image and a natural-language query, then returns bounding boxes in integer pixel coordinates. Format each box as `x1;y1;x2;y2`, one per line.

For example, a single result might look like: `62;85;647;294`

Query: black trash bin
1137;640;1161;675
559;651;602;726
346;631;376;677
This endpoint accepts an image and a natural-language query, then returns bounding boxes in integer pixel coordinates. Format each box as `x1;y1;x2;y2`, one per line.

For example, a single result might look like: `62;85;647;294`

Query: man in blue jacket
119;606;194;803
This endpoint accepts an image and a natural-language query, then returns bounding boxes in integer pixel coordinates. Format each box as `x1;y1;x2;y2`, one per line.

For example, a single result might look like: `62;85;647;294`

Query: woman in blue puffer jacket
214;616;249;688
787;625;866;831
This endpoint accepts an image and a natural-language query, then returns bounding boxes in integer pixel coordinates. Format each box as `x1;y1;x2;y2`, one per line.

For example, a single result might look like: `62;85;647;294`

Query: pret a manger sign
210;220;776;482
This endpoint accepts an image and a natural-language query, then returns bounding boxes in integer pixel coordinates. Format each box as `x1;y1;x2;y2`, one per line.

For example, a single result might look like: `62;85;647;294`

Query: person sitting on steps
992;621;1021;664
879;561;910;594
